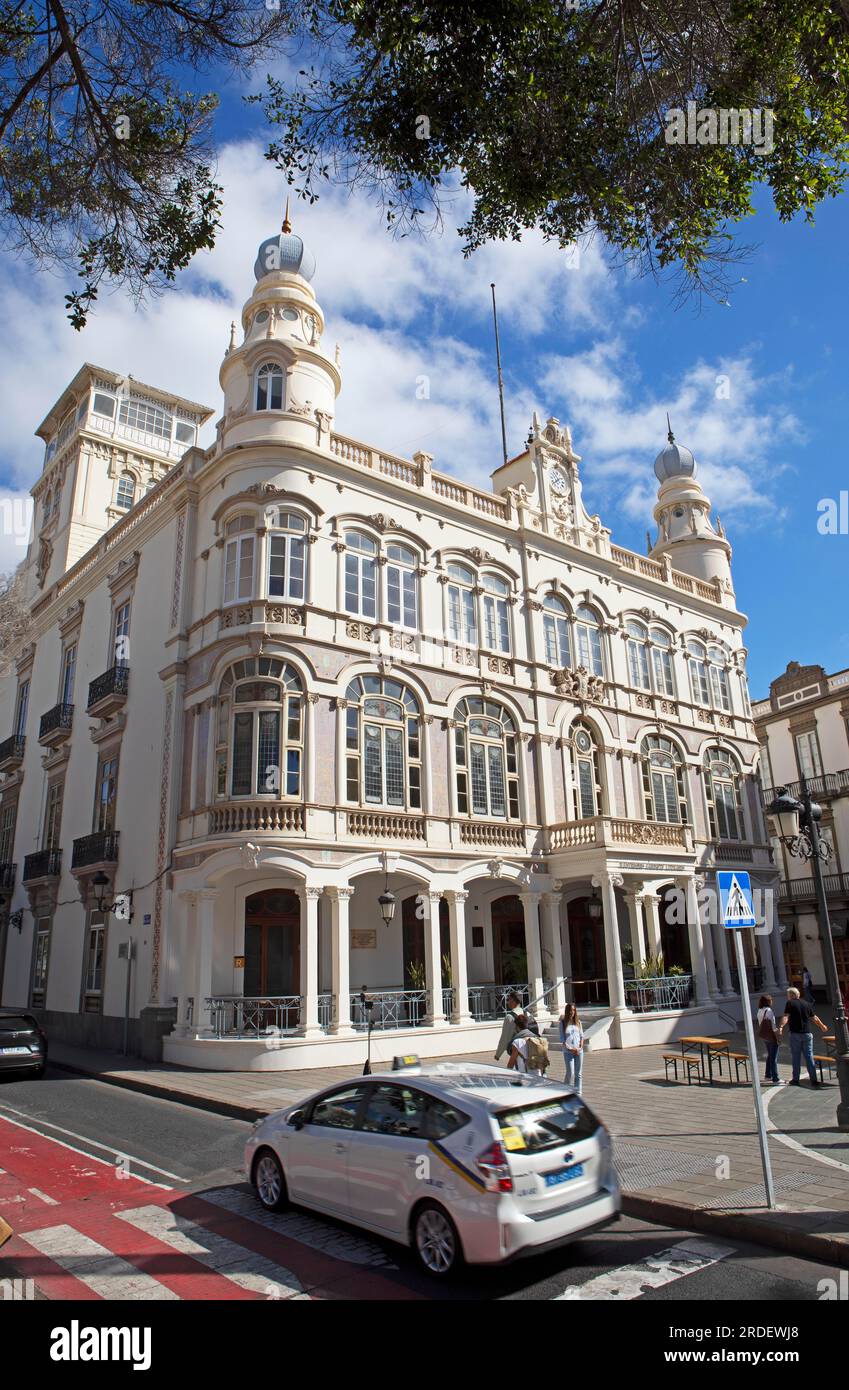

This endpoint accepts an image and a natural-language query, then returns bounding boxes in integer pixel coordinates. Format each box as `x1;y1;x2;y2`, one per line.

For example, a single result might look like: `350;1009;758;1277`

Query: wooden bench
663;1053;705;1084
726;1051;750;1084
814;1055;836;1083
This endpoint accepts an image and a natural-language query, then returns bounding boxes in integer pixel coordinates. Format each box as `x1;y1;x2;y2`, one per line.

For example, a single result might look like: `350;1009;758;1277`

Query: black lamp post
92;871;111;912
586;888;603;922
768;783;849;1129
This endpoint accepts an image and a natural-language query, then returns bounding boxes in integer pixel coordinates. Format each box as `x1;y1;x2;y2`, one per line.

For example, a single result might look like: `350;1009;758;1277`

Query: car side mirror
288;1109;305;1130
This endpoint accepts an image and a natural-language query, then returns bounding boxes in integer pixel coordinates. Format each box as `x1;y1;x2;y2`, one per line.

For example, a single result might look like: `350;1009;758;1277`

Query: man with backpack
507;1011;550;1076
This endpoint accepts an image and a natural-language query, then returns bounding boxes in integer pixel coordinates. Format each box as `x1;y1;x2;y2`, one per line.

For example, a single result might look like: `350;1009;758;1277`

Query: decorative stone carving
36;537;52;587
288;397;313;417
368;513;399;532
346;621;375;642
487;657;513;676
452;645;477;666
552;666;606;703
266;604;305;625
240;842;261;870
222;606;252;628
389;632;416;652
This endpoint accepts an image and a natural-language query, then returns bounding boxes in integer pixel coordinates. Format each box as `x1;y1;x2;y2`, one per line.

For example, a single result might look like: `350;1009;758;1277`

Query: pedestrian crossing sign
718;870;757;929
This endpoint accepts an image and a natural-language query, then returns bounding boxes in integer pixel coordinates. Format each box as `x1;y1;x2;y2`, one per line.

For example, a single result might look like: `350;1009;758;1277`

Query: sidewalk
45;1029;849;1267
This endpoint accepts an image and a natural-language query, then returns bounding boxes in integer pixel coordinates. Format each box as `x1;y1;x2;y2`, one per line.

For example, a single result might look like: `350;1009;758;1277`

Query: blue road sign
717;869;757;929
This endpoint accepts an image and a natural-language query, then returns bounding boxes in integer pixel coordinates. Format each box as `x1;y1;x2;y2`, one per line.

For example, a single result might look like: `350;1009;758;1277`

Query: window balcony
779;872;849;903
0;862;16;891
548;816;694;854
208;802;305;836
22;849;62;883
39;702;74;747
761;769;849;807
87;665;129;718
0;735;25;772
71;830;120;871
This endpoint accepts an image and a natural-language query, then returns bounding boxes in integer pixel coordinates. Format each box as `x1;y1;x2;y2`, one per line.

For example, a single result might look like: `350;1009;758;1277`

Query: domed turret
654;419;696;482
254;200;316;283
649;416;734;600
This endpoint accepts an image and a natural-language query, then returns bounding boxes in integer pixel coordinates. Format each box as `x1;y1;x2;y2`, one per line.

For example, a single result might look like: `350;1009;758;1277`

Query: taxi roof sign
718;870;757;929
392;1054;421;1071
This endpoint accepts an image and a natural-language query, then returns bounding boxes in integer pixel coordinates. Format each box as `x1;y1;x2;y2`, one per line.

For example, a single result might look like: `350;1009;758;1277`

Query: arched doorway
491;895;528;985
567;897;608;1005
244;889;300;997
401;896;449;991
658;883;692;973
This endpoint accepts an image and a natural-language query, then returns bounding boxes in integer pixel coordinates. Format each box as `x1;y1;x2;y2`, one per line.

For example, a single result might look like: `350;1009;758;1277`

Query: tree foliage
0;0;298;326
256;0;849;301
0;566;31;669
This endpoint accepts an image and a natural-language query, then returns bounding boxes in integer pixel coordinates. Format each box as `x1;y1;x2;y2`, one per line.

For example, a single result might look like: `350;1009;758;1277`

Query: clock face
550;468;568;495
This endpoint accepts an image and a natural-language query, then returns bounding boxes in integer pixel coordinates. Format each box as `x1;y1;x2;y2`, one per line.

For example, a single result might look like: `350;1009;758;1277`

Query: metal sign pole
732;926;777;1209
123;937;134;1057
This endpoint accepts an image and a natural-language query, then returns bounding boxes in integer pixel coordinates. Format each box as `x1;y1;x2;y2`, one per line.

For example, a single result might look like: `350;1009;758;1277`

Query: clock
550;468;568;495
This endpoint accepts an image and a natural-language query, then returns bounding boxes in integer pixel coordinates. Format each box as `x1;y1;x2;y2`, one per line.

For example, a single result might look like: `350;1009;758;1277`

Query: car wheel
412;1202;463;1278
253;1148;288;1212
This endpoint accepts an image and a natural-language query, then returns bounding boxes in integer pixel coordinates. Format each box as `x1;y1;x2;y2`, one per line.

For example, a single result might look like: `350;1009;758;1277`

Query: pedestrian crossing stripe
717;870;757;929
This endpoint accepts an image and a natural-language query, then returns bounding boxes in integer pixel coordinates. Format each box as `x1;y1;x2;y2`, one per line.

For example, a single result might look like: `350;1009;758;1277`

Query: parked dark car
0;1010;47;1077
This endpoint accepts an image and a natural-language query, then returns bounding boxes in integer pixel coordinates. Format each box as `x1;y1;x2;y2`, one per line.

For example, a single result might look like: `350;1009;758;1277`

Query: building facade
0;217;785;1069
754;660;849;996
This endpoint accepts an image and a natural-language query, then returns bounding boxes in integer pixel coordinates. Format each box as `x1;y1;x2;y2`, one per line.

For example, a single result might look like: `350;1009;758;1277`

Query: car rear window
496;1096;599;1153
0;1016;36;1033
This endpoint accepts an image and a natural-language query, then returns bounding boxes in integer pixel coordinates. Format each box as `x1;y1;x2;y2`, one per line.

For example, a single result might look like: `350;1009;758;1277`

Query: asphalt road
0;1065;838;1304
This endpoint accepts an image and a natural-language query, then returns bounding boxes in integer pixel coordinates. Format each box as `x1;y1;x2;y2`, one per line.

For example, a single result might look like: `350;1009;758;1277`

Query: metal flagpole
490;283;509;468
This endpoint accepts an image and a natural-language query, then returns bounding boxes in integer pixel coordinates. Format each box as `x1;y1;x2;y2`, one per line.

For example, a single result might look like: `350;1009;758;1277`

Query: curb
623;1193;849;1269
48;1055;268;1124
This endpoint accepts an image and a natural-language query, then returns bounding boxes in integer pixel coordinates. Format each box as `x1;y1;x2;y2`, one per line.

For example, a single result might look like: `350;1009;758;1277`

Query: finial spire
282;194;292;234
666;411;675;444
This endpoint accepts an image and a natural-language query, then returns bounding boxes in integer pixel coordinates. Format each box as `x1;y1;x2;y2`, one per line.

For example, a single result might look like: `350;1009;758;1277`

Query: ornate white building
0;215;786;1068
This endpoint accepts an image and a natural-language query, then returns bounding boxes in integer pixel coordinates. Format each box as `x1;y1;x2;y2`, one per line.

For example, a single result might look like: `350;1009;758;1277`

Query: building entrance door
491;895;528;986
567;897;609;1005
244;889;300;1000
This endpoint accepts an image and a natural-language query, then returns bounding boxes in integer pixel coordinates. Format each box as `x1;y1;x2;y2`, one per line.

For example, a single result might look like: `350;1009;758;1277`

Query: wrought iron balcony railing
779;872;849;902
0;734;25;768
71;830;120;870
762;769;849;807
87;664;130;712
22;849;62;882
39;702;74;742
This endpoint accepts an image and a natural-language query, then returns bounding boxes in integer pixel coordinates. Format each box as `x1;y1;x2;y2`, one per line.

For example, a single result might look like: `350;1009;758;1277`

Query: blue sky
3;55;848;700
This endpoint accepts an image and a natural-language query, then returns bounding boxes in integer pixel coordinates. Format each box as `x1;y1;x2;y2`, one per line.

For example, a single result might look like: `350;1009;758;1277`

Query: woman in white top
559;1003;584;1095
756;993;781;1085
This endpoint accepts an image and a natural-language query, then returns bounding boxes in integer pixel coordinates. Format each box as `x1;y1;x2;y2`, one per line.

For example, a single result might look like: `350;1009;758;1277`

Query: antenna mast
490;283;509;468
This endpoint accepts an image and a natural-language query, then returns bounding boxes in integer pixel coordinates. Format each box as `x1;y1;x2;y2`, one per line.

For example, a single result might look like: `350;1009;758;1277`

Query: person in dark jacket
778;986;828;1086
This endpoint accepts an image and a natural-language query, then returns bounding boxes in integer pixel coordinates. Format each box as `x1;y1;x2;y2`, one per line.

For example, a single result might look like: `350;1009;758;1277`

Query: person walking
778;986;829;1086
559;1002;585;1095
507;1013;548;1076
801;966;815;1004
756;994;781;1085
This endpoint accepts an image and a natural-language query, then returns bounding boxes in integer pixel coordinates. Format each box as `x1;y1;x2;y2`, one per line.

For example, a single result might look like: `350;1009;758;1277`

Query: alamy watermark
664;101;774;155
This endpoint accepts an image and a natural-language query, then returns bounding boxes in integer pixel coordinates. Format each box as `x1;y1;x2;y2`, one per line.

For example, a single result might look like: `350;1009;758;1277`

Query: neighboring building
0;214;784;1069
754;661;849;996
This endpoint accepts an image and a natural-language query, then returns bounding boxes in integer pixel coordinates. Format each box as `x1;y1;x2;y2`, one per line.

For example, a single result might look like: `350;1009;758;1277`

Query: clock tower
490;412;608;550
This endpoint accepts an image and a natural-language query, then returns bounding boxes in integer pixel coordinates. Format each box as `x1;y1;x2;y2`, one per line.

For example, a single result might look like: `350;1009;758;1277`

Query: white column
326;887;354;1035
755;904;778;993
424;891;446;1026
768;883;788;991
299;887;323;1037
445;891;472;1025
540;892;566;1014
560;902;573;980
176;891;195;1035
643;892;663;960
624;888;646;970
713;908;733;995
193;889;217;1035
521;892;549;1022
696;878;720;997
597;873;626;1012
682;877;711;1005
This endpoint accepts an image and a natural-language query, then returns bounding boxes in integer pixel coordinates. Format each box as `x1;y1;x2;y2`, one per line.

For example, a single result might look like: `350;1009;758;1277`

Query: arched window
543;594;571;667
215;658;303;799
642;735;688;824
570;721;603;819
115;473;136;510
453;696;520;820
688;639;731;711
386;542;418;630
344;675;421;809
223;514;255;605
687;640;710;707
707;645;731;712
267;510;307;601
575;605;604;676
344;530;377;618
255;362;284;411
704;746;744;841
627;620;675;696
481;573;511;654
446;563;477;647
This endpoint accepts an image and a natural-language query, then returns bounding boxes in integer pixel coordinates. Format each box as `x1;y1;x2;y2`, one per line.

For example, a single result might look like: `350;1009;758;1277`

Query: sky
2;49;848;701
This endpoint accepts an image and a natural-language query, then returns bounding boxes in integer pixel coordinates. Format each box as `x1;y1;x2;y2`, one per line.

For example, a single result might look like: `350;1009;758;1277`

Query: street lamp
586;889;603;921
0;897;23;931
768;783;849;1129
378;874;396;928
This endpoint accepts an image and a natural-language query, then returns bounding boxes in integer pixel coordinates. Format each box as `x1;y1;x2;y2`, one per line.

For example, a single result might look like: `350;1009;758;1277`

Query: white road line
202;1187;397;1267
28;1188;58;1205
763;1086;849;1174
117;1205;306;1300
0;1107;182;1185
553;1238;735;1300
21;1224;180;1300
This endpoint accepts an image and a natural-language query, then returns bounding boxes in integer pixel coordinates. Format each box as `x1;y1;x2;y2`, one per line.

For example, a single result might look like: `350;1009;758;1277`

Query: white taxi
245;1060;620;1277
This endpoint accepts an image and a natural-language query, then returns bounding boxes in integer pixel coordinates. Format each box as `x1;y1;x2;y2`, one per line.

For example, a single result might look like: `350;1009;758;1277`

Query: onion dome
654;416;696;482
253;197;316;283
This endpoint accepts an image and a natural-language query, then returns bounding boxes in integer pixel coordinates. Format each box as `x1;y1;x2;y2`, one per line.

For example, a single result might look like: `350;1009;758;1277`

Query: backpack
525;1033;550;1073
757;1011;776;1041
